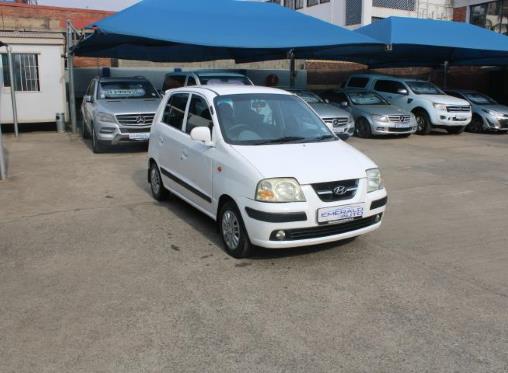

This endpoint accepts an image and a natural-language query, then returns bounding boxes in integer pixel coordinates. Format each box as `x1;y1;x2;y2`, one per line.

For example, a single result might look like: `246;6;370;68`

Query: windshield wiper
253;136;307;145
307;135;337;143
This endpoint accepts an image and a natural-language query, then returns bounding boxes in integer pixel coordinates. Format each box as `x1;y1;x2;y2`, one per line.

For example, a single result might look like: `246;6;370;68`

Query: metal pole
0;123;6;180
443;60;449;89
7;47;18;137
67;21;78;134
288;50;296;89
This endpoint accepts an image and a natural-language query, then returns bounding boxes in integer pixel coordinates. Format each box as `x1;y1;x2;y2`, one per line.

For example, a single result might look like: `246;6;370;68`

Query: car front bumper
370;120;416;135
431;111;471;126
95;121;151;144
239;182;387;249
332;123;355;139
483;114;508;131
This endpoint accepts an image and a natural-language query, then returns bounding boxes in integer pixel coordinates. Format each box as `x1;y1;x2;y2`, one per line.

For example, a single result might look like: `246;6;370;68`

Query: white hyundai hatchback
148;85;387;258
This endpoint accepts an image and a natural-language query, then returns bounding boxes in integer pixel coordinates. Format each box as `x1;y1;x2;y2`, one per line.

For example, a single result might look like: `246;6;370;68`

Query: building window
470;1;508;34
346;0;362;25
320;0;330;3
267;0;281;3
1;53;40;92
284;0;295;9
372;0;416;11
296;0;304;9
307;0;319;6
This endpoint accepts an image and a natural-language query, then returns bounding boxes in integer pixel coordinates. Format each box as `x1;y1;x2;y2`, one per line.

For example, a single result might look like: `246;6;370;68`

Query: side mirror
397;88;408;95
340;101;349;107
324;98;330;104
190;127;213;146
84;95;93;103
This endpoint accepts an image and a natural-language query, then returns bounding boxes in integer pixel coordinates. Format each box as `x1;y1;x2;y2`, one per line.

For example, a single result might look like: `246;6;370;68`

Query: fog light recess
275;230;286;241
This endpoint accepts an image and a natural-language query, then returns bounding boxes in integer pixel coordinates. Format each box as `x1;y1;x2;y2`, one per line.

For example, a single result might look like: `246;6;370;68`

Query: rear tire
355;117;372;138
447;126;466;135
414;110;431;135
219;201;253;259
149;162;169;201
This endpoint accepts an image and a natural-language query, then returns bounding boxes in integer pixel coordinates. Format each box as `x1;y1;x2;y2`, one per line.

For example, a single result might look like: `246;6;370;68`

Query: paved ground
0;131;507;372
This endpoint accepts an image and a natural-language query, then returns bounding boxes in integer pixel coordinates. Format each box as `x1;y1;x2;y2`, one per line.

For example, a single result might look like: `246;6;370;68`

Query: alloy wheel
222;210;241;250
151;166;161;196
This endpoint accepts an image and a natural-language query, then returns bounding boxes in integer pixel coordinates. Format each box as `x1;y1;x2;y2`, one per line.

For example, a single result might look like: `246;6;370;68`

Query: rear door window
347;77;369;88
162;75;186;91
374;80;406;94
162;93;189;130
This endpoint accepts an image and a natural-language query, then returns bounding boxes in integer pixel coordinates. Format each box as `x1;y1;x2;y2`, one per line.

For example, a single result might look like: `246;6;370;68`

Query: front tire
149;162;169;201
92;126;106;154
219;201;253;259
414;110;432;135
467;115;484;133
355;117;372;138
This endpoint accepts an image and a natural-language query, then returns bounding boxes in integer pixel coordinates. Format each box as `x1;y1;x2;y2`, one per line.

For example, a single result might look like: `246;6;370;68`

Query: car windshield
347;92;388;105
98;81;159;99
198;75;252;86
214;93;336;145
406;81;443;95
292;90;323;104
463;92;497;105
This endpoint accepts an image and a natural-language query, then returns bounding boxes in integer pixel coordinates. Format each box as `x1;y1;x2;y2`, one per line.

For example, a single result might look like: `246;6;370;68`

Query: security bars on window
1;53;40;92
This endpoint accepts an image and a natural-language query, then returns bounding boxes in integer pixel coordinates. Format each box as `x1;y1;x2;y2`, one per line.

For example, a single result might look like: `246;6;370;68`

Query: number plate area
128;133;150;140
317;205;364;224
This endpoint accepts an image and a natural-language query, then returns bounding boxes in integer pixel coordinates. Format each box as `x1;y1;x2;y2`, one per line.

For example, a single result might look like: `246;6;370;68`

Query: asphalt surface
0;131;507;372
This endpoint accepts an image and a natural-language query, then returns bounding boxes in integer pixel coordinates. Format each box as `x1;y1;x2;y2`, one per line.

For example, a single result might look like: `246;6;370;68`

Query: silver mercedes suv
81;76;161;153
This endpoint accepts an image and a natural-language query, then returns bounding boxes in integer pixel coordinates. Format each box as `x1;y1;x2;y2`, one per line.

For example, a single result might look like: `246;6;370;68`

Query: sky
37;0;140;11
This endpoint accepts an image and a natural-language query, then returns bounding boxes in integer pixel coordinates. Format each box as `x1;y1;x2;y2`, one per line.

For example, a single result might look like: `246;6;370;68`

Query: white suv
148;85;387;258
345;74;471;135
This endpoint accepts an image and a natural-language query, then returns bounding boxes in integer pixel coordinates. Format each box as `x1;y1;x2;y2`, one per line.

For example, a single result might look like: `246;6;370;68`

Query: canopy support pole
67;20;78;134
443;60;449;89
0;43;6;180
288;49;296;89
6;47;18;137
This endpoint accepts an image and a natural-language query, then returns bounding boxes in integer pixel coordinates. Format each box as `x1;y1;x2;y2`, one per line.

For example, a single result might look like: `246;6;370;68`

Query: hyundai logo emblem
333;186;348;195
136;116;145;124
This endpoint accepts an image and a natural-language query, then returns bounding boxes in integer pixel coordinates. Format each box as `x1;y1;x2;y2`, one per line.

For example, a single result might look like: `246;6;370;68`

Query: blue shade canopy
352;16;508;67
73;0;383;63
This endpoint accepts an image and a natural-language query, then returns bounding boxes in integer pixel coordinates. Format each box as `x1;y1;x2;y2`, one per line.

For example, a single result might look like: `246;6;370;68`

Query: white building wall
0;34;66;124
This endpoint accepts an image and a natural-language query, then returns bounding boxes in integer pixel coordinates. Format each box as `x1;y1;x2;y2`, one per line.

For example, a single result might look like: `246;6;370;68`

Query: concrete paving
0;131;507;372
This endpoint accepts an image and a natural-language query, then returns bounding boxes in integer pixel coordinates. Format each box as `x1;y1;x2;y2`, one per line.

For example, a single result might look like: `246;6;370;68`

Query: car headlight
96;112;116;123
347;115;355;124
372;114;389;123
482;109;501;117
255;178;306;203
433;103;447;111
366;168;383;193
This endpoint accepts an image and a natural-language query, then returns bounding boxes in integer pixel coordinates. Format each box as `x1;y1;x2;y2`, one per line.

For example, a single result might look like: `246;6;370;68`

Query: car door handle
180;151;188;160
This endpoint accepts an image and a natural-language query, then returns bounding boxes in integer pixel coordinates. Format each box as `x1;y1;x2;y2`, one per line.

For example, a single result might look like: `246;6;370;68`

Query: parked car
445;89;508;133
320;90;417;138
162;71;254;91
344;74;472;135
81;76;161;153
287;89;355;140
148;85;387;258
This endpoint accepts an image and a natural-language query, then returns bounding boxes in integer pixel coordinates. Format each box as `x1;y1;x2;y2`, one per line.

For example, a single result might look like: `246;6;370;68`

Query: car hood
354;105;409;116
309;102;350;118
477;104;508;114
96;98;161;114
231;141;376;184
418;94;469;106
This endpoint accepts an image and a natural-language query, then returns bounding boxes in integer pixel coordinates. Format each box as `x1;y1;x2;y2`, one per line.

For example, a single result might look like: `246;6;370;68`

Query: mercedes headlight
372;114;389;123
482;109;501;117
96;112;116;123
255;178;306;203
433;103;447;111
366;168;383;193
347;115;355;124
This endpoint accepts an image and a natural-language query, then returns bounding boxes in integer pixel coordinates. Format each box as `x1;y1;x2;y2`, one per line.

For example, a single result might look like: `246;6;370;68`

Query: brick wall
0;2;113;67
453;6;467;22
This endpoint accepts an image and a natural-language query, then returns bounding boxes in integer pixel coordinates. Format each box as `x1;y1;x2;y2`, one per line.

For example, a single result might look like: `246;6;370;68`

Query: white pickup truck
344;74;472;135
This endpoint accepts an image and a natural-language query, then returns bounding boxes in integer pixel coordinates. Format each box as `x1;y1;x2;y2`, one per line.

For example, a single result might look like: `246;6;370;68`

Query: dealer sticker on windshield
317;205;364;224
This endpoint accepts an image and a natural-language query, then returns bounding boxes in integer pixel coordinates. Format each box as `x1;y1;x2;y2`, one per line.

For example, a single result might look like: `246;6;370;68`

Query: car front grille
116;113;155;126
388;115;411;123
119;127;151;133
323;117;349;127
446;106;470;113
270;215;380;241
312;179;359;202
